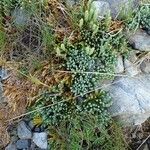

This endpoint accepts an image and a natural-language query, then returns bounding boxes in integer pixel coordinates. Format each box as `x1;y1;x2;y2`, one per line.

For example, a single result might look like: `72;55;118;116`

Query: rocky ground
5;120;48;150
1;0;150;149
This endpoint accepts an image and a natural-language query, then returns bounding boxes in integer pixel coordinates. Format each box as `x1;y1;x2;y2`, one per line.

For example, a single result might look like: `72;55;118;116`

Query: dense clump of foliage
140;5;150;31
31;90;112;127
124;4;150;32
49;114;127;150
1;0;150;149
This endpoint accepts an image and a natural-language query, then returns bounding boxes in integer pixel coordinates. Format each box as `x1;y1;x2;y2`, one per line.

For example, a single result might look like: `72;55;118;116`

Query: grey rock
92;1;111;19
0;68;9;81
140;59;150;74
128;51;138;63
16;139;31;149
124;59;140;77
28;120;35;130
115;56;124;73
107;74;150;125
17;121;32;139
33;132;48;149
105;0;139;18
129;29;150;51
12;8;29;27
66;0;79;6
91;0;139;19
5;143;17;150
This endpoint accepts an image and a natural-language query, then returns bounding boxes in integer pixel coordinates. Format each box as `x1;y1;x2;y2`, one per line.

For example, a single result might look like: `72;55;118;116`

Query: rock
12;8;29;27
107;74;150;125
105;0;139;18
0;68;9;81
129;29;150;51
17;121;32;139
33;132;48;149
66;0;76;6
5;143;17;150
124;59;140;77
140;59;150;74
28;121;35;130
115;56;124;73
92;1;111;19
128;51;138;63
16;139;31;149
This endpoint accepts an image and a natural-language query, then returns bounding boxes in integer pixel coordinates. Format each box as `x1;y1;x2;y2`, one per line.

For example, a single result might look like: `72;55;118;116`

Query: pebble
33;132;48;149
17;121;32;139
5;143;17;150
16;139;31;149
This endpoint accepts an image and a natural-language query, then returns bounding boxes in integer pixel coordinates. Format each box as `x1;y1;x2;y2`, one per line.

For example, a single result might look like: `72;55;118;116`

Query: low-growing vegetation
0;0;149;149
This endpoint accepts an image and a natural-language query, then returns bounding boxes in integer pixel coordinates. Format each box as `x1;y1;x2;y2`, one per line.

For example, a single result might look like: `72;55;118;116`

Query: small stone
140;59;150;74
129;29;150;52
12;8;29;27
92;1;111;19
124;59;140;77
0;68;9;81
28;121;35;130
17;121;32;139
5;143;17;150
115;56;124;73
16;139;31;149
34;127;41;132
33;132;48;149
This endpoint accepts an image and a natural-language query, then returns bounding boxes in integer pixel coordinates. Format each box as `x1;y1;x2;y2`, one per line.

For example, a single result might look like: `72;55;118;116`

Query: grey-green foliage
76;91;112;127
65;0;129;96
31;90;112;127
0;0;19;16
31;93;73;126
140;5;150;31
66;29;128;96
125;4;150;32
66;44;99;96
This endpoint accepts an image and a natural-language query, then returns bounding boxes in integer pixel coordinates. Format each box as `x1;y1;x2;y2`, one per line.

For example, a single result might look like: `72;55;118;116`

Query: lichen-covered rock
129;29;150;51
107;74;150;125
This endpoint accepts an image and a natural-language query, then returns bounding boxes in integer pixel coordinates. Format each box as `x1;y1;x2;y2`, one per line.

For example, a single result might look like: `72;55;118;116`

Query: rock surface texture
129;29;150;51
32;132;48;149
17;121;32;139
92;0;139;19
107;74;150;125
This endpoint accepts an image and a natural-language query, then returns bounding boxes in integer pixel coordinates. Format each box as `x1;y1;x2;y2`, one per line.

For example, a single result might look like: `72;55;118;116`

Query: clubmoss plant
31;90;112;128
140;5;150;32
